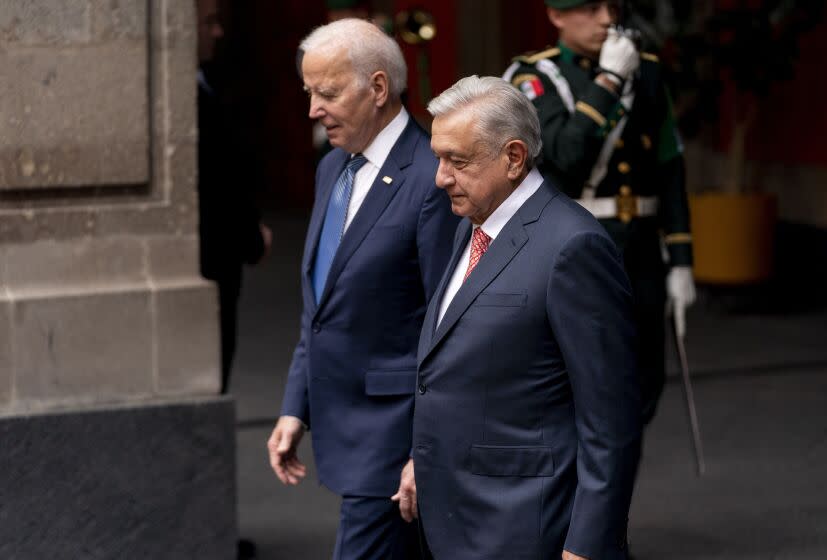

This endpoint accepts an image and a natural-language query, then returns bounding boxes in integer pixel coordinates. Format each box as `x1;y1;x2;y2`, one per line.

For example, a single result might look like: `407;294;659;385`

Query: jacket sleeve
279;305;311;426
655;87;693;267
512;66;624;195
546;231;642;559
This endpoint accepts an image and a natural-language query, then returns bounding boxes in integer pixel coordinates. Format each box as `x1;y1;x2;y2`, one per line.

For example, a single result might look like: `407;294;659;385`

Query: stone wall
0;0;220;414
0;2;233;556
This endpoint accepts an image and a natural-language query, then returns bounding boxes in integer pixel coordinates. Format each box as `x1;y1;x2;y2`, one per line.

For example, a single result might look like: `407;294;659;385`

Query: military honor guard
504;0;696;424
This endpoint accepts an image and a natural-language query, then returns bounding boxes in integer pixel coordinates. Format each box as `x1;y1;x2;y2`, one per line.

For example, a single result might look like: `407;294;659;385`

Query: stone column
0;1;234;557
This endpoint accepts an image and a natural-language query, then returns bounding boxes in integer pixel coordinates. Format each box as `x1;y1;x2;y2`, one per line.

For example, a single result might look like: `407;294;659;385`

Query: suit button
418;383;427;395
312;323;321;333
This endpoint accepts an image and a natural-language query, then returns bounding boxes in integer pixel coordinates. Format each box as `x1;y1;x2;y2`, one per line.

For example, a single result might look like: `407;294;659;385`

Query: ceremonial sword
672;314;706;475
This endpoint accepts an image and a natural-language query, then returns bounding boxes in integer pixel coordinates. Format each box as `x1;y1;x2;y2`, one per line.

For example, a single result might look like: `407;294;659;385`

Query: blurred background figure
196;0;272;396
197;0;271;558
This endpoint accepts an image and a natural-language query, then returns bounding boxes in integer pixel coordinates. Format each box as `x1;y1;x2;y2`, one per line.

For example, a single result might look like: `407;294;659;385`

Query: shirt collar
358;107;410;169
477;167;544;240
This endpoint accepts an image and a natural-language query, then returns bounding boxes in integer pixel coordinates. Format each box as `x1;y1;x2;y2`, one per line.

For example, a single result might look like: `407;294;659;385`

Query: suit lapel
422;182;556;362
314;120;421;312
417;220;472;362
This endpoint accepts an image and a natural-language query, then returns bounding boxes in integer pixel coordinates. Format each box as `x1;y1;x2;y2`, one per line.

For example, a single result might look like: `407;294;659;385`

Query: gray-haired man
266;18;457;560
402;76;642;560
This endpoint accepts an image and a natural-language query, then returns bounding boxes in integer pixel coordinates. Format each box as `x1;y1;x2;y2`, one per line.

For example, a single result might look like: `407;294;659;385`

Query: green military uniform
504;40;693;423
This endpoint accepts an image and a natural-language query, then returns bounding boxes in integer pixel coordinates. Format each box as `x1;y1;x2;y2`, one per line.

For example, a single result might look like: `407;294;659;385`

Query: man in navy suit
266;19;458;560
400;76;642;560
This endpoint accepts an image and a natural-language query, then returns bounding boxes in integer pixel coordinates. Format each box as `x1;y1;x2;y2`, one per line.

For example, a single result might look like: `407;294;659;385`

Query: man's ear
504;140;529;180
547;7;564;29
370;71;390;107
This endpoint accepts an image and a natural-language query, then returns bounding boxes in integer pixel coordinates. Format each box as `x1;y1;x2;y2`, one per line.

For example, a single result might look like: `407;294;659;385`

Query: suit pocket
475;292;527;307
364;369;417;396
469;445;555;477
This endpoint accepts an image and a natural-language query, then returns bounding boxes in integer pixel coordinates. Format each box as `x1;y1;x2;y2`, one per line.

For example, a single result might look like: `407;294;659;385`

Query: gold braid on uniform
512;47;560;65
664;233;692;244
575;101;607;126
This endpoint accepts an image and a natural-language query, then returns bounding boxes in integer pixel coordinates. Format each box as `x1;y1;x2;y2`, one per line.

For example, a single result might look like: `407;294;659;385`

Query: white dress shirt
437;167;545;325
344;107;410;232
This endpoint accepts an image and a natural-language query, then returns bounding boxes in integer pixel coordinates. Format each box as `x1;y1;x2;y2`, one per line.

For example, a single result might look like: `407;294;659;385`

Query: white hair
300;18;407;98
427;75;542;162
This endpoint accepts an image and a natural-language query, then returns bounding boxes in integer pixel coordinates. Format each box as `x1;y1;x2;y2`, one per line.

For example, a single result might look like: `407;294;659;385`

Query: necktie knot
464;227;492;281
347;154;367;174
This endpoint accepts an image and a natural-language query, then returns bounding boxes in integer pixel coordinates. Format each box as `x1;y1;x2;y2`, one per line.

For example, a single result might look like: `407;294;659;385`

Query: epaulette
641;52;659;63
512;46;561;65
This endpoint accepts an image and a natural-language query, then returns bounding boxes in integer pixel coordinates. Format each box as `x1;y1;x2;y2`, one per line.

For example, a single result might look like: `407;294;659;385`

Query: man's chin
450;201;469;218
326;134;352;152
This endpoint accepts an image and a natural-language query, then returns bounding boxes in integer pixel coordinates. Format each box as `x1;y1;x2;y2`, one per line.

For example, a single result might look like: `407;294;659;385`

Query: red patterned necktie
464;227;492;281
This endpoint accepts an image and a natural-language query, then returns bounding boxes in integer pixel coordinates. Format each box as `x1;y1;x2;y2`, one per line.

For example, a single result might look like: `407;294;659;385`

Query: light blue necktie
312;154;368;303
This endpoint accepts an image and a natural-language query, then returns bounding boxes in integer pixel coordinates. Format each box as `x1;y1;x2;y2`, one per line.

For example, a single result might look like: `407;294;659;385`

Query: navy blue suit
414;180;642;560
281;119;458;499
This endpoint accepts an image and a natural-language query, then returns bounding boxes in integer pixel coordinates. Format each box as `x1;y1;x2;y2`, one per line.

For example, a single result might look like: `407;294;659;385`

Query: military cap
545;0;592;8
326;0;367;9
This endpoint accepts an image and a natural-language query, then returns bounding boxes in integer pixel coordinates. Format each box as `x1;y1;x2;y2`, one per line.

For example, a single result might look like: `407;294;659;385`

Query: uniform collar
558;41;598;74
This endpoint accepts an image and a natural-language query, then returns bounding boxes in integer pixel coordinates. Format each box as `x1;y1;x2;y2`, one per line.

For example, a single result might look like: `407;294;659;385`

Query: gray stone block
0;43;150;191
91;0;147;40
3;238;145;290
13;289;154;405
0;0;196;246
148;235;201;280
0;397;236;559
155;283;221;395
0;298;12;406
0;0;92;45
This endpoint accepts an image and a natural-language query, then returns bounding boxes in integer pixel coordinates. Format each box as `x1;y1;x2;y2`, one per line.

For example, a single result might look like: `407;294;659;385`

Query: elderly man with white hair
402;76;642;560
266;18;458;560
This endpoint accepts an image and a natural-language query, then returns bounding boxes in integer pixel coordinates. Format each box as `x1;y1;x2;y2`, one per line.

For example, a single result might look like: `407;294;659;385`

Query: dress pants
333;497;420;560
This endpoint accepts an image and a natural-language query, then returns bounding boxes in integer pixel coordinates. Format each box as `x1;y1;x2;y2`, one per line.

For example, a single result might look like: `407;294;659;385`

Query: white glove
666;266;696;338
598;27;640;81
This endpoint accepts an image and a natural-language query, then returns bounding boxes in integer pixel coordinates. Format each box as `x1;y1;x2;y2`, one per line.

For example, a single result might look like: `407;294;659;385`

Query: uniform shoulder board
641;52;660;63
512;46;561;65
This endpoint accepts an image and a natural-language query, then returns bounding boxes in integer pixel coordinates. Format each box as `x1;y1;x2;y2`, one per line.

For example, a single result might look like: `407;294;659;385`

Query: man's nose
212;22;224;39
308;97;323;119
597;3;616;25
434;161;453;188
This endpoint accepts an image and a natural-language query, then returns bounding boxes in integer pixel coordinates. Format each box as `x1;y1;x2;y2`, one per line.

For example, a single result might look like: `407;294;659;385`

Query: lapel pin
382;176;393;185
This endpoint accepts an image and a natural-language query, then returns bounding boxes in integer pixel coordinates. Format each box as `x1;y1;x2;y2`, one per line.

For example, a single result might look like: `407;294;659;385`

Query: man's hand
257;223;273;264
598;27;640;82
267;416;307;485
562;551;589;560
666;265;697;338
390;458;417;522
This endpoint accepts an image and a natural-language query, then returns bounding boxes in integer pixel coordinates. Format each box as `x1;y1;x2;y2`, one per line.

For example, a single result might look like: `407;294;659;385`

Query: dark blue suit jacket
413;179;642;559
281;119;458;497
